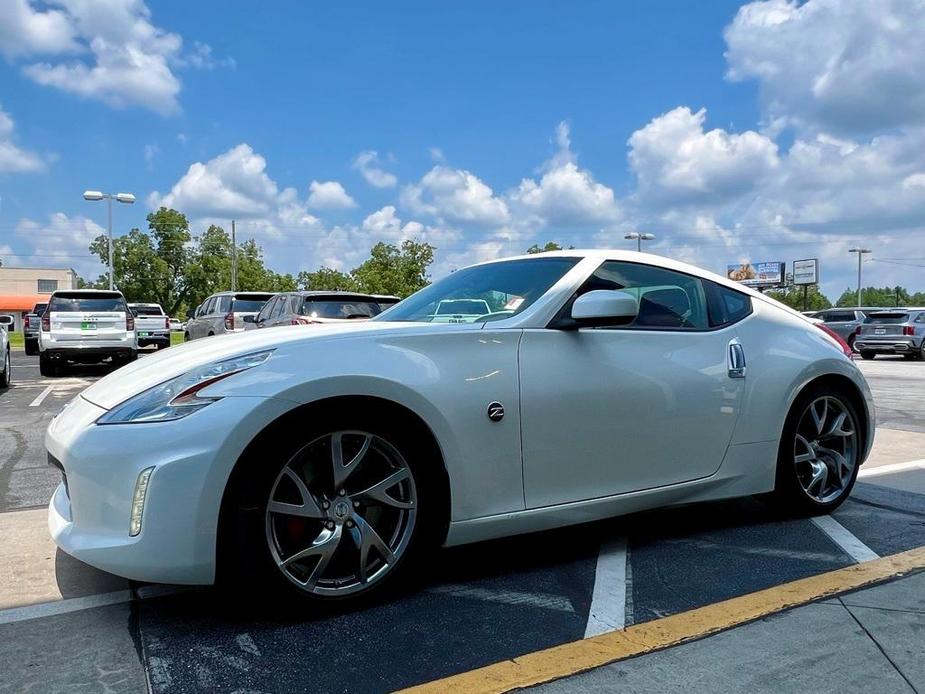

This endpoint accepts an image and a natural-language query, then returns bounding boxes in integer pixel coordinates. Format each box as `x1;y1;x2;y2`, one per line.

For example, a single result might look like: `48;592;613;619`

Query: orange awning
0;295;47;312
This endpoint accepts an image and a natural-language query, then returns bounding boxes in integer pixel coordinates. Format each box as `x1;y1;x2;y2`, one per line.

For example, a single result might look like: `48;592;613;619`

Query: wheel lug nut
322;501;330;509
338;489;346;496
326;522;334;530
353;501;360;508
346;520;354;528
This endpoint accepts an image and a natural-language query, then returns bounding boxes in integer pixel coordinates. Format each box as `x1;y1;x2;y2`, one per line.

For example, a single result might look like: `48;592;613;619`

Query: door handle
728;340;746;379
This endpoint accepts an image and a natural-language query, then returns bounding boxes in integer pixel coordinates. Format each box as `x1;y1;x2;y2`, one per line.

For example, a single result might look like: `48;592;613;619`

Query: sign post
792;259;819;311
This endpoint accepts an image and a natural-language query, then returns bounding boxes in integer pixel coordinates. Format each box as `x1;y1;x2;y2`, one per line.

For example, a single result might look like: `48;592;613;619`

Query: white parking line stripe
584;536;628;637
427;585;575;613
28;385;54;407
0;590;133;625
859;459;925;478
811;515;879;563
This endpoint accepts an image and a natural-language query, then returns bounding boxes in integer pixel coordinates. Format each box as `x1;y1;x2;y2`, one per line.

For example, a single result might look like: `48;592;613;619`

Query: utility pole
848;248;871;307
231;219;237;291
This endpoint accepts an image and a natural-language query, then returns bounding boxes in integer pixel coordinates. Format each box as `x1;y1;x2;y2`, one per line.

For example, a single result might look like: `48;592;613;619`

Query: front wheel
772;385;862;515
227;419;436;606
859;351;875;360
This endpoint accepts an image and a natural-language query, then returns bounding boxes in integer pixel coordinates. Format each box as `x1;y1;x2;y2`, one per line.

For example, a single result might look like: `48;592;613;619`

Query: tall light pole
848;247;871;307
83;190;135;290
625;232;656;252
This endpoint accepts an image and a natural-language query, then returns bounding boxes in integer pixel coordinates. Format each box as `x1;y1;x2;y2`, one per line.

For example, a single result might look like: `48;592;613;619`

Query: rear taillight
855;326;862;335
164;317;170;330
126;314;134;331
816;323;853;358
903;326;914;336
24;316;30;329
41;314;50;332
224;313;235;330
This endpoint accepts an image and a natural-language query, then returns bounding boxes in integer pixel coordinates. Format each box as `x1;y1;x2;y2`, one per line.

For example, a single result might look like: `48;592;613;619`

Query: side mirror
186;310;195;321
0;315;13;330
570;290;638;326
242;315;256;323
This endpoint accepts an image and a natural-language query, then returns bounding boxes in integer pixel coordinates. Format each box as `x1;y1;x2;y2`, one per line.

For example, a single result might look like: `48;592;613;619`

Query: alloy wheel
265;430;417;596
793;396;858;504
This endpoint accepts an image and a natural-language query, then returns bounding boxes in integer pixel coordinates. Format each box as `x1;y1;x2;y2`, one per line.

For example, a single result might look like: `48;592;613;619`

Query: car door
192;297;215;339
519;260;746;508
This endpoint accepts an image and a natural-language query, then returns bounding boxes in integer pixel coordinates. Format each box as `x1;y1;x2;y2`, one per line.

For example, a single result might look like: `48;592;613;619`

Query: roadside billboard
793;258;819;285
726;261;785;287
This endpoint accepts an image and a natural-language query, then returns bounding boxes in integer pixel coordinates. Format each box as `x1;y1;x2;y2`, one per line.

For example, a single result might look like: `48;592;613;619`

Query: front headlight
97;350;273;424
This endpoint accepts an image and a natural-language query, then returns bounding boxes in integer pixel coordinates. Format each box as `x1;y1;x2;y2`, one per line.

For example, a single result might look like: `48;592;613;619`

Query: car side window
272;297;287;319
916;313;925;324
289;296;301;315
577;261;709;330
257;297;276;323
217;296;233;314
201;297;215;316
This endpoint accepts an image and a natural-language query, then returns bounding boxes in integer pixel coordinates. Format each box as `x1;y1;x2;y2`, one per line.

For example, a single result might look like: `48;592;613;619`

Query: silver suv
184;291;274;341
815;308;870;351
855;308;925;360
38;290;137;376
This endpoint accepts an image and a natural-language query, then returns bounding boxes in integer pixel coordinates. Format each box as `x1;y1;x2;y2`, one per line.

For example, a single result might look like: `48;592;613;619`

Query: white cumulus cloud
0;104;44;173
725;0;925;135
402;165;510;227
307;180;356;210
353;150;398;188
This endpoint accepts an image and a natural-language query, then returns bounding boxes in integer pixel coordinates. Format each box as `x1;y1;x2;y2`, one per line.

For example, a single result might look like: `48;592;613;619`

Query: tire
772;384;862;516
183;332;191;342
846;334;856;353
859;351;875;360
0;349;10;388
24;339;37;356
224;410;439;607
39;353;57;377
920;342;925;361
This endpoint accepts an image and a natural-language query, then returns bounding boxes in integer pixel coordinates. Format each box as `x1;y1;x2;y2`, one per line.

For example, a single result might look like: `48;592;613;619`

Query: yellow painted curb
400;544;925;694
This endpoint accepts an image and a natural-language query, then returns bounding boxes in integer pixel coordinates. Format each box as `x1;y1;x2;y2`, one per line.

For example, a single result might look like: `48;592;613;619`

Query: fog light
129;467;155;537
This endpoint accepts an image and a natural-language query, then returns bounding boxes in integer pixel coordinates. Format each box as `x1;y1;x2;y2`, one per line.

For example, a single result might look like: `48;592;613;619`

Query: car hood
80;321;478;410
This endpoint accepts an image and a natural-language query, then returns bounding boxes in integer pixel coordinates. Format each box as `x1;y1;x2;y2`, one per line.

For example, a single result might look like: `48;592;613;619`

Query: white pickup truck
128;303;171;350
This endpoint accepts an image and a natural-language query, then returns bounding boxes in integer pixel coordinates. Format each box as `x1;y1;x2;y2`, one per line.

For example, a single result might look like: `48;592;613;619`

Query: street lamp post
83;190;135;290
624;232;656;252
848;247;871;307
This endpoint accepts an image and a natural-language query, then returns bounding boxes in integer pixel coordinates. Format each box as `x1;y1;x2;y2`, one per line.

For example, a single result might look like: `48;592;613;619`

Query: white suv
39;290;137;376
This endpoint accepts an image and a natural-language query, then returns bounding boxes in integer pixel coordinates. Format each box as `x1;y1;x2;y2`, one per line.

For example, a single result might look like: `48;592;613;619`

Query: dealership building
0;266;78;332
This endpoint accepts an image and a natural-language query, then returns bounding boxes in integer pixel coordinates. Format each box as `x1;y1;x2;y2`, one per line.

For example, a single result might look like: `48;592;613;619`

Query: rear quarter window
706;282;752;327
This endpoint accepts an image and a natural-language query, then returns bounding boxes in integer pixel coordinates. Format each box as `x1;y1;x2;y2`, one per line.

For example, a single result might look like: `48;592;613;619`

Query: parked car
430;298;493;323
128;303;171;350
250;292;399;329
169;318;182;332
815;308;871;351
185;291;274;341
854;308;925;360
38;289;137;376
47;250;873;606
23;301;48;356
0;314;11;388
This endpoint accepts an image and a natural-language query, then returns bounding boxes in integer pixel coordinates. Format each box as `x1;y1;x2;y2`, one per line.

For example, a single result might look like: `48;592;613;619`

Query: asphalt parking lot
1;349;924;692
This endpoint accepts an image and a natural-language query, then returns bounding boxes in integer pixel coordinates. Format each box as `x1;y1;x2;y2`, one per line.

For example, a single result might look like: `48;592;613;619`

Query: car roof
50;289;123;296
128;302;162;306
279;291;392;300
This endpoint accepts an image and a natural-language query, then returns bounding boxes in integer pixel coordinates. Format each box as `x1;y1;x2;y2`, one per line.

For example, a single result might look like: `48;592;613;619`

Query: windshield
301;300;383;318
49;293;126;312
377;257;580;323
131;306;164;316
865;313;909;324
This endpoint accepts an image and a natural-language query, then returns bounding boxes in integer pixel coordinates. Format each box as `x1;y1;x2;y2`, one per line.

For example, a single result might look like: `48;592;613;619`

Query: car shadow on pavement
54;548;128;598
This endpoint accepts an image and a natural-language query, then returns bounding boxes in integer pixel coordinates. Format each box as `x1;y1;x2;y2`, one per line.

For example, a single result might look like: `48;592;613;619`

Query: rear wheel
39;353;57;377
226;414;436;606
24;339;37;356
859;351;875;360
1;349;10;388
772;385;861;515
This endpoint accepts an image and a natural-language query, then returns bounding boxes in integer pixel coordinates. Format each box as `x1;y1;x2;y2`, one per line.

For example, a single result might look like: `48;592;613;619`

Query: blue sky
1;0;924;297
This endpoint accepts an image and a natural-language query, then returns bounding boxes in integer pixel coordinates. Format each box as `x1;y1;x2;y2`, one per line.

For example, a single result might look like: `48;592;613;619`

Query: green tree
89;228;174;307
834;286;918;308
765;284;832;311
297;267;358;291
351;240;434;296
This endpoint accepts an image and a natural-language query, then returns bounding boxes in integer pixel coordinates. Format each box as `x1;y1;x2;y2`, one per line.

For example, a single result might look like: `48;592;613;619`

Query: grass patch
6;331;24;349
170;331;184;346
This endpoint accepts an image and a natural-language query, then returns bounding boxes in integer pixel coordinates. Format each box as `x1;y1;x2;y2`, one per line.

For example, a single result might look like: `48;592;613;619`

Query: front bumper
46;393;292;584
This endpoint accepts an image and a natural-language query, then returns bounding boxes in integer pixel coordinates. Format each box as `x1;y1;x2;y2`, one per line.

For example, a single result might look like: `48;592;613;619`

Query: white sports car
47;251;874;603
